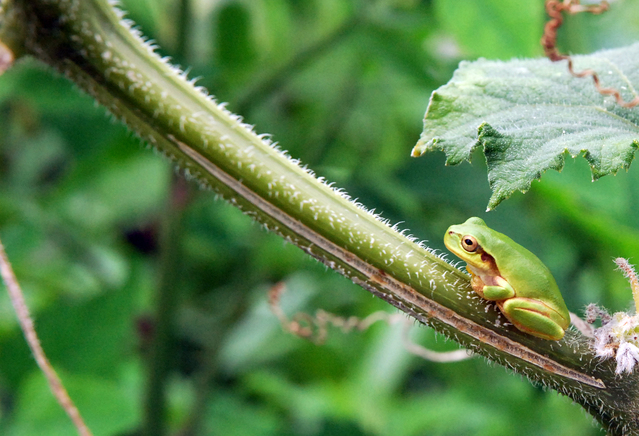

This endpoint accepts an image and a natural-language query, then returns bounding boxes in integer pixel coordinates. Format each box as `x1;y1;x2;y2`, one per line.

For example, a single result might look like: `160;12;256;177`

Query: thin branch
142;176;190;436
0;238;92;436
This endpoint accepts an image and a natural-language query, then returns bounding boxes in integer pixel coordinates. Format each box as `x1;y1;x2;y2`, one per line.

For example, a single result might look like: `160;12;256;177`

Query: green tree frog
444;217;570;340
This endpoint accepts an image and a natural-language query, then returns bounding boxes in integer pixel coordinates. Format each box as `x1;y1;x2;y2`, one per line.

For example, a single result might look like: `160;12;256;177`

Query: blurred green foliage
2;0;639;434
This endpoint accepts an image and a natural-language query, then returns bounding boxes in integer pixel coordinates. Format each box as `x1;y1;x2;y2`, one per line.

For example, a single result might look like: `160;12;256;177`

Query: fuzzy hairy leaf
413;43;639;210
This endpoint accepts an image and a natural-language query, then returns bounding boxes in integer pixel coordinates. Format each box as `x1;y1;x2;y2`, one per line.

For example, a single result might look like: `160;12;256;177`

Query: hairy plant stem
3;0;639;434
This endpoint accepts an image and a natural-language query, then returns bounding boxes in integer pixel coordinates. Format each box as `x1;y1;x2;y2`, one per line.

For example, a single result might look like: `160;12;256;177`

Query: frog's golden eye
461;235;479;252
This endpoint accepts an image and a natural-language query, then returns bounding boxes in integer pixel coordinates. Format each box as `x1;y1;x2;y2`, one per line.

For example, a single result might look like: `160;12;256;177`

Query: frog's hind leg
499;298;567;341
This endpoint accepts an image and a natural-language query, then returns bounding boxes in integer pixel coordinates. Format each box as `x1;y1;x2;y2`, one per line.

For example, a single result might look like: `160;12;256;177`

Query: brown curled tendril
268;282;391;344
542;0;639;109
267;282;471;362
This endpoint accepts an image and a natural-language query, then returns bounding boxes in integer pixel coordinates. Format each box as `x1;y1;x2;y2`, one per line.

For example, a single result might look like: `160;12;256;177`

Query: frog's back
479;226;568;314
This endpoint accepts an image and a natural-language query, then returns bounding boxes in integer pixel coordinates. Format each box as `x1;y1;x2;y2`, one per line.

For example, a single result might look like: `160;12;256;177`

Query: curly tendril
541;0;639;109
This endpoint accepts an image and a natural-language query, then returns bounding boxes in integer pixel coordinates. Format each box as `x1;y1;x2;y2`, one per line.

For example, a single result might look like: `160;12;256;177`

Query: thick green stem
3;0;639;434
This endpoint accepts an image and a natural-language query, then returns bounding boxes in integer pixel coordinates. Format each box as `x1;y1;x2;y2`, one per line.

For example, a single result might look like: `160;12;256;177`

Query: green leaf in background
433;0;544;59
413;42;639;210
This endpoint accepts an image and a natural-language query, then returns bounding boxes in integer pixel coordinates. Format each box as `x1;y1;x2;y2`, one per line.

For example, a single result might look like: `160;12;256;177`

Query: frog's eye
461;235;479;252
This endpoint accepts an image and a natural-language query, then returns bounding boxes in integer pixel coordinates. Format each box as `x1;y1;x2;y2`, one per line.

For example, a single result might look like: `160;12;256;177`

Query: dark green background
1;0;639;434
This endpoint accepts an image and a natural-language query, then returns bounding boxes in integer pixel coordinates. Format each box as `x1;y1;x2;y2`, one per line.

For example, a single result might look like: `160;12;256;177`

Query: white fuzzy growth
589;306;639;374
616;342;639;374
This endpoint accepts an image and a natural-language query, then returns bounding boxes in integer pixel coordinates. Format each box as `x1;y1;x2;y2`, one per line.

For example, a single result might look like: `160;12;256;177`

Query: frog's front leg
499;298;568;341
473;275;515;301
